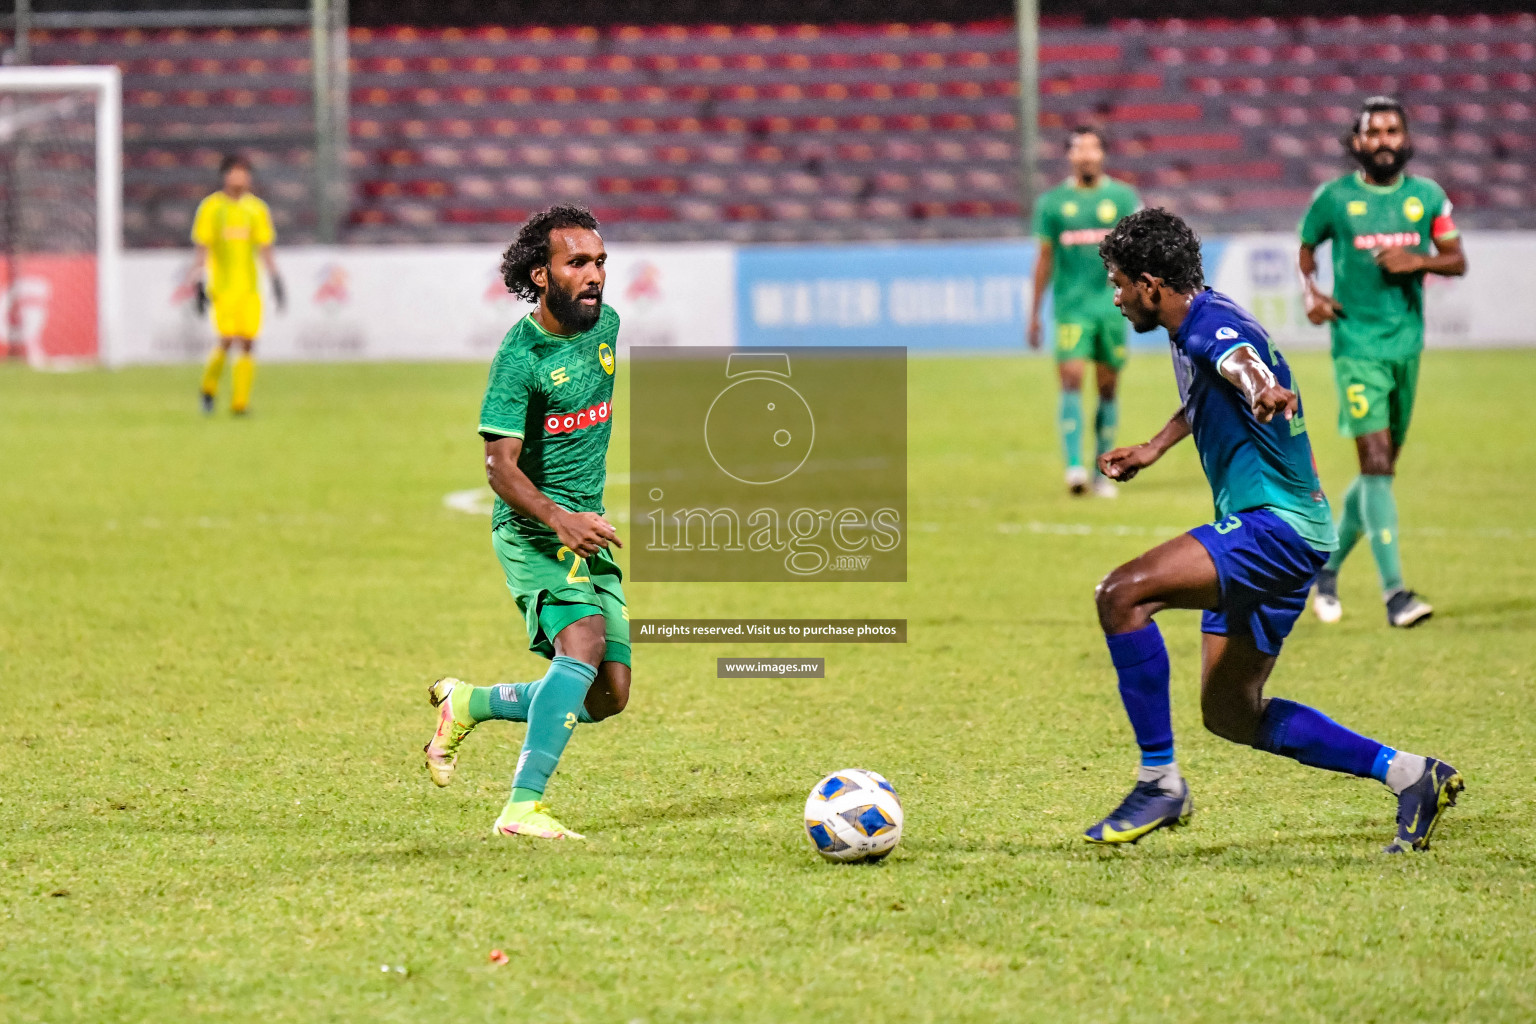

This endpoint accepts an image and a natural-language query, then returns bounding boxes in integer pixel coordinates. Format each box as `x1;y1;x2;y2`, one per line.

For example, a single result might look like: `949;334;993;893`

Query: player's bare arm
1027;239;1053;350
484;435;620;557
1218;344;1297;424
1373;233;1467;278
1298;243;1343;324
1099;407;1190;483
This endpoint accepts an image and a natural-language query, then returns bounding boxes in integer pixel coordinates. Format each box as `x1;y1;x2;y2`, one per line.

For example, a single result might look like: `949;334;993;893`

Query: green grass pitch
3;349;1534;1022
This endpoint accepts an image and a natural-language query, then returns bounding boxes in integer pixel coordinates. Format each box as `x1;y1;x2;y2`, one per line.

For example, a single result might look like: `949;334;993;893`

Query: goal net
0;66;120;367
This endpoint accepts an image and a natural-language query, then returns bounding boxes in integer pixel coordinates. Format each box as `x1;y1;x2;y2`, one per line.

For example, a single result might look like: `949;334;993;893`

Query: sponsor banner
116;242;735;364
110;232;1535;363
734;239;1230;350
1;254;97;365
737;239;1035;350
1208;231;1535;349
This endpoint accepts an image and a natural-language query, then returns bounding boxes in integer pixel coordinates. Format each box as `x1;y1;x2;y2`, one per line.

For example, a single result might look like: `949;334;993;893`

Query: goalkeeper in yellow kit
188;154;284;415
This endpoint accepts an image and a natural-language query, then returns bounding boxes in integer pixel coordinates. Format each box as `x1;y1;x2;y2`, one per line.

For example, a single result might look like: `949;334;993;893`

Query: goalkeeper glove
193;281;209;316
272;275;286;311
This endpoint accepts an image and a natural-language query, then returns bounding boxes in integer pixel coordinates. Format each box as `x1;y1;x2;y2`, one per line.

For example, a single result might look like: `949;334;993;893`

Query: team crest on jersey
1347;200;1368;216
1404;197;1425;222
598;342;615;375
1062;201;1079;217
1097;199;1118;223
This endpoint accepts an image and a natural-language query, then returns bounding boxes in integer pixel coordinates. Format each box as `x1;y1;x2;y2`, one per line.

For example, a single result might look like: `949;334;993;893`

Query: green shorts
1332;354;1420;447
1054;310;1128;369
492;524;630;667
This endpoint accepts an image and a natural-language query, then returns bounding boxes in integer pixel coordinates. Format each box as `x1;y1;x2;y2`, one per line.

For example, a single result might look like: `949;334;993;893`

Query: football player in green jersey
422;205;630;841
1299;97;1467;629
1029;126;1141;497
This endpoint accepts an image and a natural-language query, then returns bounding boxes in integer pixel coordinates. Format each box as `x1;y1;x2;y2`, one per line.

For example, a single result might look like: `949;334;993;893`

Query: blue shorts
1190;509;1329;657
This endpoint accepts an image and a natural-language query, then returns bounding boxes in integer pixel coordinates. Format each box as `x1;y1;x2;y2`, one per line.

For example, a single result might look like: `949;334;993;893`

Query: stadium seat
28;15;1536;245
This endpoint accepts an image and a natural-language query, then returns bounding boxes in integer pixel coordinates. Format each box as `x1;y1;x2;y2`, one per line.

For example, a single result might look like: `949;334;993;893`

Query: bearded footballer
1299;96;1468;628
423;205;630;841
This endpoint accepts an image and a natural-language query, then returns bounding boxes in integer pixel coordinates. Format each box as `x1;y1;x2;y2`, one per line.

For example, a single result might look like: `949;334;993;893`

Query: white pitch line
442;491;1535;539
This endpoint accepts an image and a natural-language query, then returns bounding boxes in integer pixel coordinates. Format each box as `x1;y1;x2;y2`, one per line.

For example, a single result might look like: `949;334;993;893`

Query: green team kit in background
1033;176;1141;369
478;304;630;667
1302;167;1460;622
1033;174;1140;489
1300;172;1455;445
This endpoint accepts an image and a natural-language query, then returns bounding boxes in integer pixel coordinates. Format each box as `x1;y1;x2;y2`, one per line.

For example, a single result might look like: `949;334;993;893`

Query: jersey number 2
556;546;590;584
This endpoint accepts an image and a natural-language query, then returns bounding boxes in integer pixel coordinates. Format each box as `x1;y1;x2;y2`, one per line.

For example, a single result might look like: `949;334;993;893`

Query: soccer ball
803;768;903;863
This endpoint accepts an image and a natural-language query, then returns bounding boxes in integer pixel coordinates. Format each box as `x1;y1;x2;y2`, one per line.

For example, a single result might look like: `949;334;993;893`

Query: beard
1353;141;1414;182
544;278;603;333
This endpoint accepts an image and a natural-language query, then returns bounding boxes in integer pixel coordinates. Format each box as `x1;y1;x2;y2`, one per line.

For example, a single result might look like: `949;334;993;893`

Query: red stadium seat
47;13;1536;244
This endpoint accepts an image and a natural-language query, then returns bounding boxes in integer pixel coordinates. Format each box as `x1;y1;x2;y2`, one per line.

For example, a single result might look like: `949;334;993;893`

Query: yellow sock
231;354;255;413
200;347;227;397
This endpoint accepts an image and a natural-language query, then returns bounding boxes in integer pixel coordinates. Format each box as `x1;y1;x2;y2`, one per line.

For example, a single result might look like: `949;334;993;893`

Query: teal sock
1093;397;1118;474
468;682;533;723
1059;390;1084;469
1360;473;1404;593
509;655;598;799
511;787;541;804
468;680;596;724
1325;476;1365;573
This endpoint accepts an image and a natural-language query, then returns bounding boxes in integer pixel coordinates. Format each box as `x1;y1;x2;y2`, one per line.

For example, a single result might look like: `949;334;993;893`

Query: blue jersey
1170;290;1337;552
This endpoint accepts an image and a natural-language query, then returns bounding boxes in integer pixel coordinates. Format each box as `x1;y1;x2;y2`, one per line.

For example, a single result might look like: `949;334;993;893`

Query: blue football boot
1084;778;1192;845
1386;758;1464;853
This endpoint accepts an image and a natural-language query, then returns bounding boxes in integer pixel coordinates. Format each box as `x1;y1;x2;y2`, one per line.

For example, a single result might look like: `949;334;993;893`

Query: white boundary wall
114;232;1536;363
117;242;736;364
1209;231;1536;351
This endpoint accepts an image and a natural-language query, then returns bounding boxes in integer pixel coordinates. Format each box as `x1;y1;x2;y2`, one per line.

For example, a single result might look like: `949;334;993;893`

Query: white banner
1209;231;1534;349
115;242;736;365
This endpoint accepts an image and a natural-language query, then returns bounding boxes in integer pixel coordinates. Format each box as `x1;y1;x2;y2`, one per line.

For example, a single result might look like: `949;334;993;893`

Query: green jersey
478;305;619;533
1299;172;1458;361
1032;176;1141;317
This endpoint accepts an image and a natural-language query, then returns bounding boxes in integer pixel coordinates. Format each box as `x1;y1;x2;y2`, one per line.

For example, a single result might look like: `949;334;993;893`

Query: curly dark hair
500;204;601;302
1098;207;1204;293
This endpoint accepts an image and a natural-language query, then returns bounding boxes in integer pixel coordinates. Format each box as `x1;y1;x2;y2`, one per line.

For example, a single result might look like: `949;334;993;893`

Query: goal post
0;65;121;367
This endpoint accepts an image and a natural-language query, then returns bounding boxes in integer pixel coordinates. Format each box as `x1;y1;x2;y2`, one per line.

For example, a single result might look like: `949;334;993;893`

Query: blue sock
1105;622;1174;766
1254;698;1386;778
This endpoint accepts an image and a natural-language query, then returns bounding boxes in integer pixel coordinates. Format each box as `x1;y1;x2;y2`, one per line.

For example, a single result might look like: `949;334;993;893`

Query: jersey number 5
556;546;590;584
1346;383;1370;419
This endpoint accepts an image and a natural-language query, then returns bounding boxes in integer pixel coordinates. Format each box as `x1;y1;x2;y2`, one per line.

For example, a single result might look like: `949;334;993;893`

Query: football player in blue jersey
1081;208;1462;852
